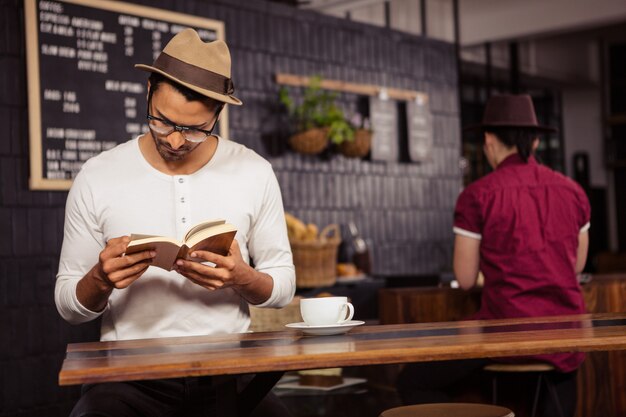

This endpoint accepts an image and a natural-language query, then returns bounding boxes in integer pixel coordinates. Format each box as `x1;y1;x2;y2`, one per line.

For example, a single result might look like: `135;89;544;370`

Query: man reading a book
55;28;295;417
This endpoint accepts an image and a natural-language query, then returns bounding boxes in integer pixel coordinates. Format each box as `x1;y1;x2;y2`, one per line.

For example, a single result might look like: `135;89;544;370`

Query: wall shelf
275;73;428;102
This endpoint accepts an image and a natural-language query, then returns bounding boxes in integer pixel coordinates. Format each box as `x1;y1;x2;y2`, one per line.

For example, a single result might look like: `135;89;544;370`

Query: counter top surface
60;312;626;386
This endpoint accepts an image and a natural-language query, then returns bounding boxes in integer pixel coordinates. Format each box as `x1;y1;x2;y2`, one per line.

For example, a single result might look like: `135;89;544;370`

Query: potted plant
279;76;354;155
339;113;372;158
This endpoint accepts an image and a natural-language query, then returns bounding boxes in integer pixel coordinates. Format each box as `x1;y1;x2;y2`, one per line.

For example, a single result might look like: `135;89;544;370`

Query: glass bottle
348;221;371;275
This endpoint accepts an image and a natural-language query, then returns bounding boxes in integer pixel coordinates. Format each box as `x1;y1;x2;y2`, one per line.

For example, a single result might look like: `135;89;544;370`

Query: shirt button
178;178;184;184
181;217;186;223
180;197;185;203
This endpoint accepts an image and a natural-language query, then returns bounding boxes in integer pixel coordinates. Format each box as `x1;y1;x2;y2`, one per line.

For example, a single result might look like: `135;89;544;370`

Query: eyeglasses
146;88;223;143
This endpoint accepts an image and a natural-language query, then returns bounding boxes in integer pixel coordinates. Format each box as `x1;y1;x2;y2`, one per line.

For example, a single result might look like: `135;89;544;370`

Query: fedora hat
135;28;242;106
463;94;555;132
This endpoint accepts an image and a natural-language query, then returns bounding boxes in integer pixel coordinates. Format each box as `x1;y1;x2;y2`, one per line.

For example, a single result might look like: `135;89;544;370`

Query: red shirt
454;154;591;372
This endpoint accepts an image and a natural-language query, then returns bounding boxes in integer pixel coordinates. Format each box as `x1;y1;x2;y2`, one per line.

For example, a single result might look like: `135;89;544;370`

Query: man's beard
150;131;197;162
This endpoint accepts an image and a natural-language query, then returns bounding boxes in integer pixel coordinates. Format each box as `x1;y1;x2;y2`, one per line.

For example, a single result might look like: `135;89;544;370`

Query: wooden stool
483;363;563;417
379;403;514;417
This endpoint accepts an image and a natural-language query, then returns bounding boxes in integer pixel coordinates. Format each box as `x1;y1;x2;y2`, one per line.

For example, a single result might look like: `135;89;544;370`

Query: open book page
183;219;226;242
185;224;237;258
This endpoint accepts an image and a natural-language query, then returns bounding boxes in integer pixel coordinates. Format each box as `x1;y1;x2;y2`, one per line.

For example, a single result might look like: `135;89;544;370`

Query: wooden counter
378;274;626;417
60;313;626;387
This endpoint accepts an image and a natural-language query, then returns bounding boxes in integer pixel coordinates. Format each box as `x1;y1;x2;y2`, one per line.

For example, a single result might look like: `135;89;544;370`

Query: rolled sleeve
55;278;103;324
580;222;590;233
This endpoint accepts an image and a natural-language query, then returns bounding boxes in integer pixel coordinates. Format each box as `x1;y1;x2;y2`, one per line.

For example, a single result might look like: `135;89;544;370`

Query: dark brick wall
0;0;460;415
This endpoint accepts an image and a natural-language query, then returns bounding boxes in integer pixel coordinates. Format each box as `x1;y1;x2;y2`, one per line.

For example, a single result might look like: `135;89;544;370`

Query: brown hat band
153;52;234;95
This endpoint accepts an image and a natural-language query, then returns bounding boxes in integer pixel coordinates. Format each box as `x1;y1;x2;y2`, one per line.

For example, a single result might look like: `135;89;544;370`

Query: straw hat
464;94;555;132
135;28;242;106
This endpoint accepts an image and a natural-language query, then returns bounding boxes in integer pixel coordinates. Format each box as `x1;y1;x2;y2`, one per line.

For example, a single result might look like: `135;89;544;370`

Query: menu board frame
25;0;226;190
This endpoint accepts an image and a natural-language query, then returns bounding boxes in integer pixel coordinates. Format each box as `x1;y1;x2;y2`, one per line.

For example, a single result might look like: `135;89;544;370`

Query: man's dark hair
484;127;539;163
148;72;221;111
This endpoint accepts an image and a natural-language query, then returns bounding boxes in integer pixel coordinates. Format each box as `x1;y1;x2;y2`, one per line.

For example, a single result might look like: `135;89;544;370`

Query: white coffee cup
300;296;354;326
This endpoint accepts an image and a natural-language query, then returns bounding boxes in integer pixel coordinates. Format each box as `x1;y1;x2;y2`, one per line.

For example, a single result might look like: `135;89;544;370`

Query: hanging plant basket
339;128;372;158
288;127;330;155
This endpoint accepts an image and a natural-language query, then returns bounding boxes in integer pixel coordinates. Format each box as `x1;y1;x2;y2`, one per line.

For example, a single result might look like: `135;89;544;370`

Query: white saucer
285;320;365;336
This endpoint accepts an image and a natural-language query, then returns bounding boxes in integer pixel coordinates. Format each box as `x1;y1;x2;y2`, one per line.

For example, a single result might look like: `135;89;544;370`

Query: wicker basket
248;296;302;332
339;128;372;158
288;127;329;155
291;224;341;288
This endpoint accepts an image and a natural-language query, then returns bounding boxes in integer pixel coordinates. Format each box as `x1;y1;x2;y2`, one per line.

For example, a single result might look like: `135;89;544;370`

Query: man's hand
174;239;273;304
77;236;155;312
93;236;155;290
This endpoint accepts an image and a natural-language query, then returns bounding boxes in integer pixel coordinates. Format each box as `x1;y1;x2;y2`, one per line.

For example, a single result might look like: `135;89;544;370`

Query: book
124;219;237;271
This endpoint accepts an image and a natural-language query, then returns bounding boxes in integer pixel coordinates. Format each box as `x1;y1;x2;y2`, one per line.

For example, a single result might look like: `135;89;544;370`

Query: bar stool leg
530;374;543;417
491;374;498;405
546;377;565;417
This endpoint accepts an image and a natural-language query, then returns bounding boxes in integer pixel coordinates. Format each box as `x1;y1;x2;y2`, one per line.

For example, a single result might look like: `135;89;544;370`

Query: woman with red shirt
397;95;590;417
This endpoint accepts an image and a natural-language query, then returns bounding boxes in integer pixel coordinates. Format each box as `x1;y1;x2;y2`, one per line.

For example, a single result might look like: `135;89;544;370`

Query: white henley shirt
55;137;295;341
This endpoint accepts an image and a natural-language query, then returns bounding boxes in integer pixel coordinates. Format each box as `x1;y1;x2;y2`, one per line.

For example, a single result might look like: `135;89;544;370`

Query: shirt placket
174;176;191;238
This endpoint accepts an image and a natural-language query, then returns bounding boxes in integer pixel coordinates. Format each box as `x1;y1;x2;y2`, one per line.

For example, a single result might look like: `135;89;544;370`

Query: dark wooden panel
379;286;481;324
581;275;626;417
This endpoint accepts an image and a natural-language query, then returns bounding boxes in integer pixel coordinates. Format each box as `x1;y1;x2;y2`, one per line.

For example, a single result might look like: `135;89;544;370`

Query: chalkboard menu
369;96;399;162
25;0;225;190
407;96;433;162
